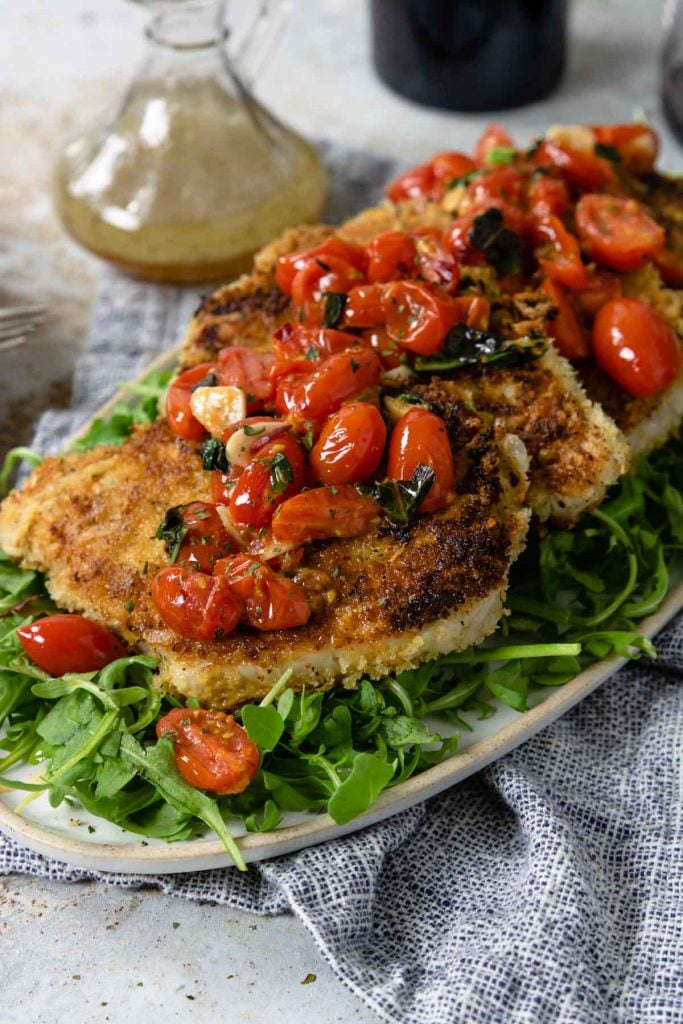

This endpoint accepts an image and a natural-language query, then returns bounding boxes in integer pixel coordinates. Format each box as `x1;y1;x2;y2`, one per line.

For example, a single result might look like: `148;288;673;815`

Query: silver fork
0;304;47;351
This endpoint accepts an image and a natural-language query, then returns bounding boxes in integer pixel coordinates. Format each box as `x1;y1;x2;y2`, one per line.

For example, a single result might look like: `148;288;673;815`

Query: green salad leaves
0;367;680;869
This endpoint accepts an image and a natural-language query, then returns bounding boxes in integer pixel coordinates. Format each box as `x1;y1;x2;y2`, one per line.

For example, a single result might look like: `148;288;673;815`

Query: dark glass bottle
370;0;568;112
662;0;683;144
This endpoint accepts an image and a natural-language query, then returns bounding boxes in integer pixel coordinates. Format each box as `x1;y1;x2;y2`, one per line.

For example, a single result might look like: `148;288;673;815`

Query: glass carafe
54;0;327;283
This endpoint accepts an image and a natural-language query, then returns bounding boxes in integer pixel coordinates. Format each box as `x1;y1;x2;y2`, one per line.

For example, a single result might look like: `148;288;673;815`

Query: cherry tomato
174;501;234;572
386;162;436;203
275;238;368;295
573;269;622;319
431;151;478;184
575;194;665;272
229;433;306;530
465;168;530;236
474;123;515;166
655;249;683;288
210;464;243;506
289;349;382;422
528;173;570;219
366;231;417;283
387;408;454;514
157;708;259;796
533;215;589;289
591;123;659;176
17;615;128;676
593;297;681;397
365;326;404;369
151;566;242;642
216;347;274;413
310;402;387;485
271;486;380;544
272;323;362;363
413;230;460;291
541;278;591;360
533;140;615;191
343;284;386;328
290;254;364;311
214;554;310;631
166;362;217;441
382;281;459;356
445;209;487;264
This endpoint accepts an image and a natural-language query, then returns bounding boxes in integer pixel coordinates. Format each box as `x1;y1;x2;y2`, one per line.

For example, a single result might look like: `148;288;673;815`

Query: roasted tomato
386;161;437;203
288;348;382;422
382;281;459;356
174;501;234;572
272;323;362;363
310;402;387;485
210;465;243;506
533;139;615;191
229;432;306;530
573;269;622;319
157;708;259;796
431;151;477;184
214;554;310;631
216;347;275;413
591;123;659;176
593;297;681;397
275;237;367;295
17;615;128;676
151;566;242;642
532;215;589;289
386;408;454;514
343;284;386;328
528;173;570;219
271;486;380;544
541;278;591;360
290;254;364;312
654;249;683;288
413;230;460;291
366;231;417;283
166;362;217;441
575;194;665;272
474;123;515;166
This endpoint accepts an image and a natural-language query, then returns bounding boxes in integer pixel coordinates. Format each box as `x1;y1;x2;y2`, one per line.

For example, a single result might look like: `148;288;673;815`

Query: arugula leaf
327;753;394;825
241;704;284;752
359;464;435;525
414;324;547;373
469;208;524;275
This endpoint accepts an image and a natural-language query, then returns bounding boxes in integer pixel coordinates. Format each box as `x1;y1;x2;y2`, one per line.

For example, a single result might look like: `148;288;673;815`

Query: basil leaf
155;505;187;563
200;437;228;472
322;291;347;329
486;146;517;166
594;142;621;164
359;464;435;526
469;208;523;275
415;324;547;373
190;371;218;392
269;451;294;494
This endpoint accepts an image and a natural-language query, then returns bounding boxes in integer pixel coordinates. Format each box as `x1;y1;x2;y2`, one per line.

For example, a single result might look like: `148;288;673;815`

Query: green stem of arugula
47;709;120;784
504;595;571;625
259;668;293;708
439;642;581;664
570;509;638;627
384;678;414;717
311;753;342;790
0;447;43;495
622;548;669;619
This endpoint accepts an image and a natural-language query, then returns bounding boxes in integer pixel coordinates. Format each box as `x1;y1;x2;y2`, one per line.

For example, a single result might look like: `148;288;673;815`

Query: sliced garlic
545;123;596;153
383;394;421;424
225;419;287;468
190;385;246;436
216;505;248;550
381;364;415;388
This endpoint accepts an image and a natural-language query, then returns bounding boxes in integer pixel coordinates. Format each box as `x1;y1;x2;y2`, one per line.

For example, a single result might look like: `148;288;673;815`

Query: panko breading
0;416;530;709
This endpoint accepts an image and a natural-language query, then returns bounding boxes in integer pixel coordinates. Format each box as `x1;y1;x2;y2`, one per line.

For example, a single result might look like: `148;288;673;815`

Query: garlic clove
190;386;247;436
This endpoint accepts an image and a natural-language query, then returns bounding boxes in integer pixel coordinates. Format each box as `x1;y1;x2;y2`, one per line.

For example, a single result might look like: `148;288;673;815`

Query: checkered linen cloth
2;144;682;1024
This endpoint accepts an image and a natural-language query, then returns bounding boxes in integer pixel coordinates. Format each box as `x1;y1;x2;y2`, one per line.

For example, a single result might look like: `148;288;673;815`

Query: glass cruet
53;0;327;283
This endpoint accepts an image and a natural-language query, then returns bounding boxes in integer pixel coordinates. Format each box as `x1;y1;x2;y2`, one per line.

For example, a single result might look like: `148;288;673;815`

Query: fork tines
0;304;47;349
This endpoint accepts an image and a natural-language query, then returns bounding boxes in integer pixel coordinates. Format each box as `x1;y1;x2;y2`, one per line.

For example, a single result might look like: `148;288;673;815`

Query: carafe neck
146;0;228;51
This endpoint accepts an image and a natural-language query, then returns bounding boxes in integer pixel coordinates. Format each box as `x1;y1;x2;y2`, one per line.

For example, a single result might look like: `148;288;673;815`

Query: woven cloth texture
2;143;682;1024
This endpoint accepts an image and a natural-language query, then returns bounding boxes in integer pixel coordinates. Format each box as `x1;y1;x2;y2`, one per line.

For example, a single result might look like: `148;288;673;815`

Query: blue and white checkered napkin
2;144;682;1024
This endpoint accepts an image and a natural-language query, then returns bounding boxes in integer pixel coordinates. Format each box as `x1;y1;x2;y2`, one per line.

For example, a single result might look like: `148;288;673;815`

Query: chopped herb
469;208;523;275
200;437;229;472
269;452;295;495
414;324;547;373
142;561;148;576
594;142;621;164
359;464;435;526
330;566;340;579
305;346;320;361
214;627;225;641
447;169;480;189
190;371;218;393
322;291;348;329
486;146;518;166
243;424;266;436
350;358;361;372
124;600;135;614
155;506;188;563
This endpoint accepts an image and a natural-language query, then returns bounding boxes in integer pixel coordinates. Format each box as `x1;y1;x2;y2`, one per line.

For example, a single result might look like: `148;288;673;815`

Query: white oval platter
1;346;680;873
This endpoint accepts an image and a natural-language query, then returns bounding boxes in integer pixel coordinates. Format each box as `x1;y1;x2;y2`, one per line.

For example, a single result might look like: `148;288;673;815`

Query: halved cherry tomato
174;501;234;572
310;402;387;485
533;139;615;191
288;348;382;422
528;173;570;219
593;297;681;397
445;210;487;264
541;278;590;360
214;554;310;631
387;408;454;514
465;168;530;236
575;194;665;272
365;327;403;369
229;433;306;529
382;281;459;356
573;269;622;319
211;464;243;506
367;231;417;283
386;162;436;203
592;123;659;176
290;254;364;311
17;615;128;676
216;347;275;413
474;123;515;166
343;284;386;328
157;708;259;796
271;485;380;544
655;249;683;288
166;362;217;441
272;323;363;363
151;567;242;641
431;151;478;184
533;215;589;289
413;230;460;291
275;237;368;295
